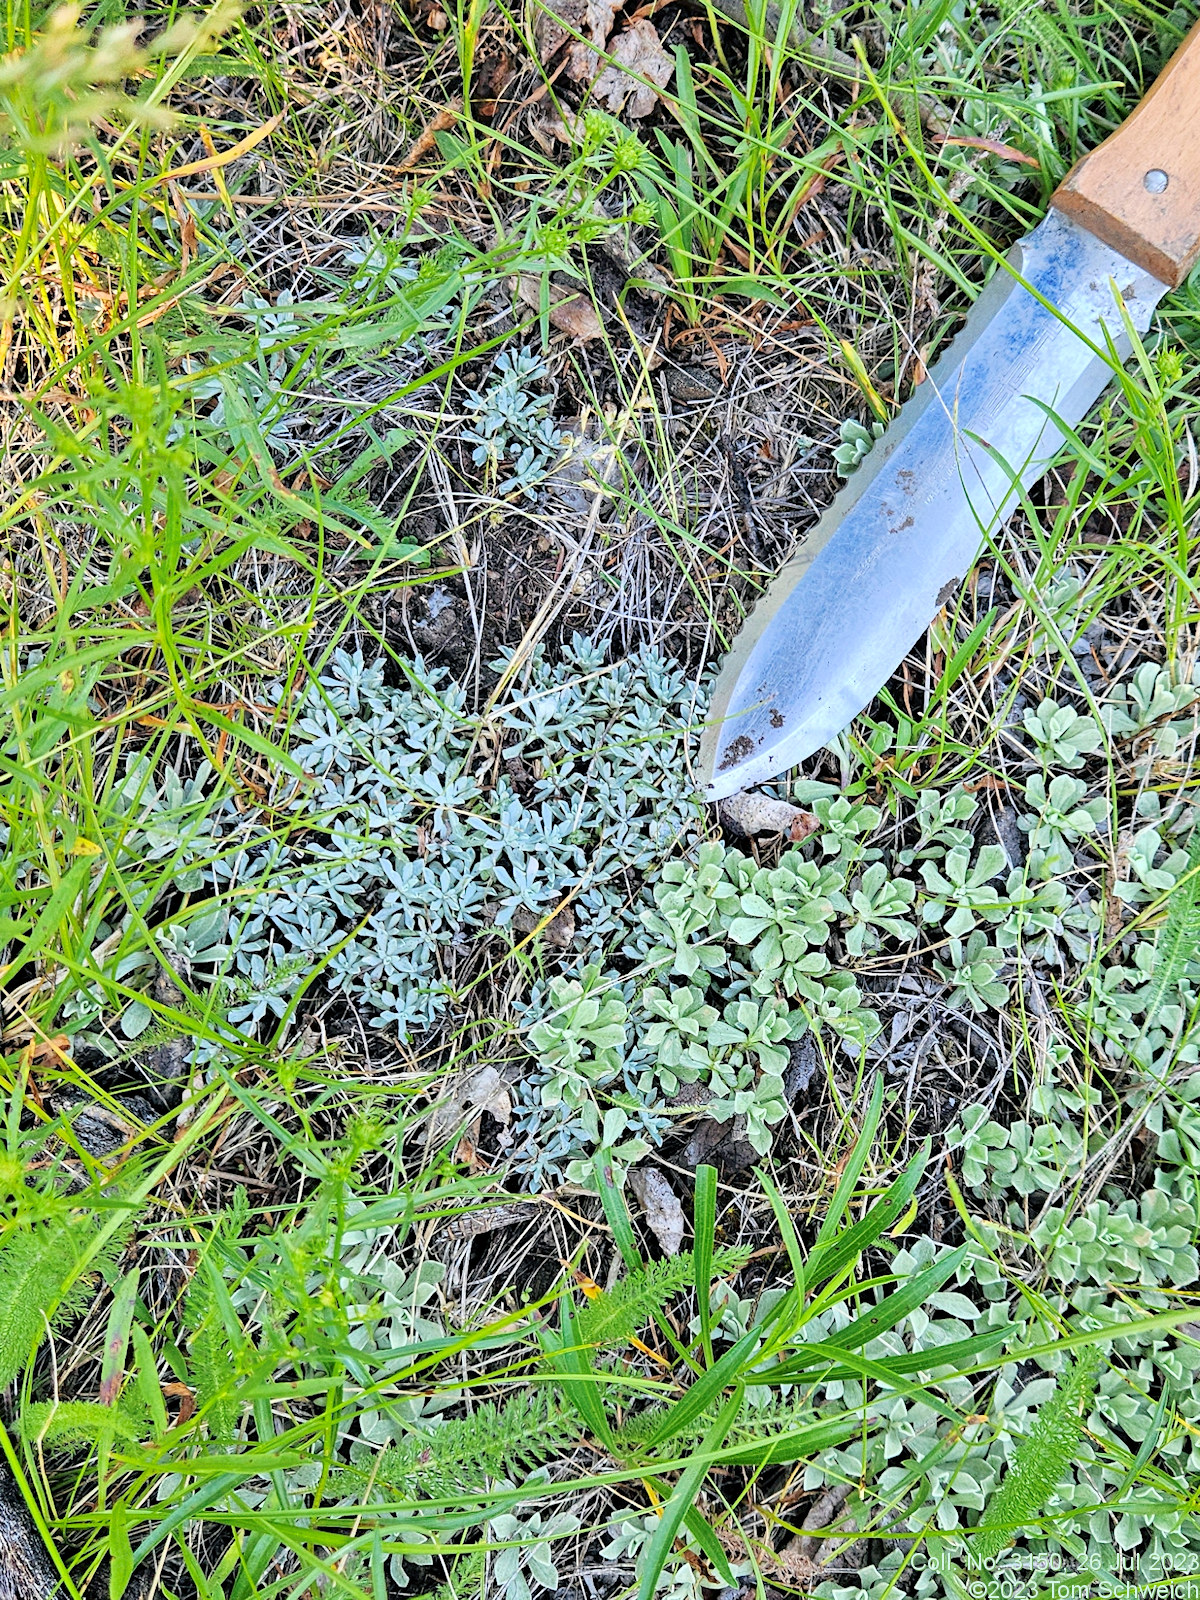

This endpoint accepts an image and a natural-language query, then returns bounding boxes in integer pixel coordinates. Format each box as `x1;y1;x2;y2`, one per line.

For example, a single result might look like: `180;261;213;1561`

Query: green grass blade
803;1140;929;1294
593;1152;642;1271
812;1073;884;1251
692;1163;717;1364
637;1389;742;1600
642;1324;763;1450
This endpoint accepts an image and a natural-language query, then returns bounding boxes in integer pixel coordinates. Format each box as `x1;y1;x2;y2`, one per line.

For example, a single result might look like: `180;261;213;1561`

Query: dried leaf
937;133;1039;168
718;790;819;840
440;1202;540;1242
535;0;622;69
683;1113;757;1176
427;1065;511;1149
470;1067;512;1123
530;105;583;148
475;48;515;102
789;151;844;211
533;0;574;60
567;0;624;77
162;1382;196;1427
154;111;286;189
453;1132;488;1173
24;1033;72;1066
549;296;604;341
628;1166;685;1255
511;897;577;947
399;100;462;170
516;275;604;342
590;20;674;118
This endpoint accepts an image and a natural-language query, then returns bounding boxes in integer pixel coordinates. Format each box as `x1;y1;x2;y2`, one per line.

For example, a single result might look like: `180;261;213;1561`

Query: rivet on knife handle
1052;18;1200;288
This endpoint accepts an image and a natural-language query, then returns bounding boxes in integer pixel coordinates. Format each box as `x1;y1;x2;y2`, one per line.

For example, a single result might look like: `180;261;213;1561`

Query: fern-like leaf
615;1386;816;1455
576;1246;751;1350
972;1348;1102;1562
0;1216;104;1389
182;1193;252;1441
341;1391;580;1500
430;1549;486;1600
1142;839;1200;1029
18;1399;147;1451
183;1263;242;1441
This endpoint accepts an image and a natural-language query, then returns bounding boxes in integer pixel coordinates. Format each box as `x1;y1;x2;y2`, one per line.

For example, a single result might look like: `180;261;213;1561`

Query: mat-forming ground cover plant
3;1053;1199;1598
50;635;1200;1191
6;0;1200;1595
8;626;1200;1594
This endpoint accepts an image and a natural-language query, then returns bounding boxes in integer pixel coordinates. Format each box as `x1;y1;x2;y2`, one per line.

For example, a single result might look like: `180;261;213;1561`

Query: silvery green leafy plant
814;1549;913;1600
84;634;716;1185
844;862;918;955
721;853;843;992
1102;662;1197;756
919;843;1008;937
203;634;707;1057
1023;697;1104;769
989;865;1096;967
641;840;735;980
637;983;717;1095
705;996;798;1154
833;415;885;476
561;1103;653;1185
341;236;460;336
462;348;567;496
949;1105;1086;1196
812;795;883;866
709;1058;788;1155
1116;824;1193;904
1020;772;1107;874
1030;1191;1198;1287
933;929;1010;1011
507;1091;603;1192
488;1503;581;1600
601;1512;747;1600
526;966;627;1109
796;970;874;1046
108;755;225;893
895;786;978;865
802;1211;1200;1581
70;649;1200;1203
634;842;883;1051
170;240;464;472
1146;1075;1200;1207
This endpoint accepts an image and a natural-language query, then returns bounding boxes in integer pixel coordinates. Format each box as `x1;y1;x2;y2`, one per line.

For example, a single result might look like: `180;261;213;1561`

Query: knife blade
700;20;1200;801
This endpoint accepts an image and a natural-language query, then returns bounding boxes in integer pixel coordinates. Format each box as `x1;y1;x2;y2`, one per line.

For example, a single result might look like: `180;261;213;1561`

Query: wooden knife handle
1052;19;1200;288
